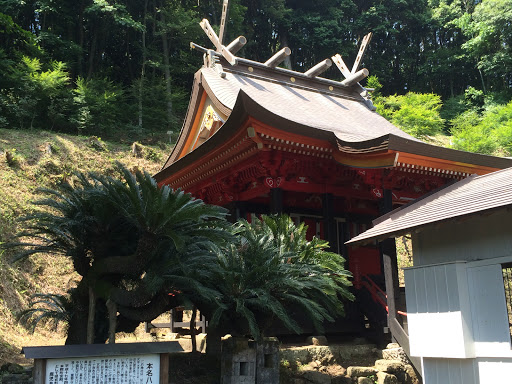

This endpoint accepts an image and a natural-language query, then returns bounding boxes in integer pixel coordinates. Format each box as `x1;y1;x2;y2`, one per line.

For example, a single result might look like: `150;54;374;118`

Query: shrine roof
157;60;512;180
199;65;415;144
346;166;512;245
156;10;512;185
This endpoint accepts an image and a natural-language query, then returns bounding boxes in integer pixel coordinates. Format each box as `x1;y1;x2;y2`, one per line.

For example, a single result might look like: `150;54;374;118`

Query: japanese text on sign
45;354;160;384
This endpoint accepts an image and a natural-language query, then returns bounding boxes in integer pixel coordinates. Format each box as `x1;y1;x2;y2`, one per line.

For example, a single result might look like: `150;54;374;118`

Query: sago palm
208;215;353;340
9;163;230;343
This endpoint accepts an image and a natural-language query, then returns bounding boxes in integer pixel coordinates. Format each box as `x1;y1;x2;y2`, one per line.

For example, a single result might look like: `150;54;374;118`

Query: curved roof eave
154;88;397;184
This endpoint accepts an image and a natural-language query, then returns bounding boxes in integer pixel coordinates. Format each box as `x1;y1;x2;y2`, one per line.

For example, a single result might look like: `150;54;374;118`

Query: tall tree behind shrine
1;0;510;136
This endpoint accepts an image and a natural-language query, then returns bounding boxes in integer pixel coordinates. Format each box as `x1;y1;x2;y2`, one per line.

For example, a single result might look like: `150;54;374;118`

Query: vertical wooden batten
322;193;337;252
270;188;283;214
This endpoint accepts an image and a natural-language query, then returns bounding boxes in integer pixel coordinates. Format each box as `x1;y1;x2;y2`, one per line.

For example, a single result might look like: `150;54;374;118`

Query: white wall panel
468;264;512;357
405;262;473;358
423;358;477;384
413;210;512;266
409;312;468;358
478;359;512;384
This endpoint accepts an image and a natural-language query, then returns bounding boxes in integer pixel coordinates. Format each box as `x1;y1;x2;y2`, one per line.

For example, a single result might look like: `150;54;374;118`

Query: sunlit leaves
375;92;445;138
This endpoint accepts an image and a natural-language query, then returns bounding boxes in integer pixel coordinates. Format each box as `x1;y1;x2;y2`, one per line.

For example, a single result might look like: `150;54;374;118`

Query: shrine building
153;9;512;350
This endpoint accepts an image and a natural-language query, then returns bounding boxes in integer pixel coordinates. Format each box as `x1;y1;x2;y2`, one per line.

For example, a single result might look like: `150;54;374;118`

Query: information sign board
44;354;160;384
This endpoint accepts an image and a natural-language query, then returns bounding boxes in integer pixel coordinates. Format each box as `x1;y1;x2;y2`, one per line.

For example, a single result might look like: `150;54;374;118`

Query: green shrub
376;92;445;138
73;77;128;136
450;101;512;155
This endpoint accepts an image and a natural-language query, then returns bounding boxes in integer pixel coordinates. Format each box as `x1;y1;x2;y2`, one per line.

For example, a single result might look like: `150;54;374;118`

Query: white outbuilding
348;167;512;383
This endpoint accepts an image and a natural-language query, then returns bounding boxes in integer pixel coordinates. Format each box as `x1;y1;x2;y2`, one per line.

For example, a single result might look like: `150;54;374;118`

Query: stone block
302;370;332;384
256;337;279;384
381;347;409;365
374;359;405;374
0;373;31;384
376;371;398;384
346;366;377;378
221;336;256;384
0;364;24;375
307;336;329;346
403;364;420;384
331;376;352;384
357;377;374;384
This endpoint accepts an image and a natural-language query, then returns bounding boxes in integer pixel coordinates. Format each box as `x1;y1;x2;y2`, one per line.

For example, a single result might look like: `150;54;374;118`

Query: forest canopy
1;0;511;154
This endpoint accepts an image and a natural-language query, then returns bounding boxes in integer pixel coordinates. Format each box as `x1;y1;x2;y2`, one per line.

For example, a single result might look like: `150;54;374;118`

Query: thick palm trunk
107;299;117;344
66;280;89;345
87;285;95;344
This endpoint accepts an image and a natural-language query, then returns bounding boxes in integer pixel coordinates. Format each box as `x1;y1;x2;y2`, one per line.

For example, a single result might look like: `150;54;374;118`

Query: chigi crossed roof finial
192;0;372;90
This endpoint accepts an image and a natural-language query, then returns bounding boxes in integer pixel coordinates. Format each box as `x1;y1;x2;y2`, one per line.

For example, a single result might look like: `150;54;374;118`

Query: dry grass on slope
0;129;172;365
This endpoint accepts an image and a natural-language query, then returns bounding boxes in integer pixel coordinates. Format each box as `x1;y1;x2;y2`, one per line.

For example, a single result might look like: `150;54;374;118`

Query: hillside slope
0;129;172;365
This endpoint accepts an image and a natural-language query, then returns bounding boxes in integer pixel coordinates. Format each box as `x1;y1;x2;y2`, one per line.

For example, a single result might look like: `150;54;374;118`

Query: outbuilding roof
346;166;512;245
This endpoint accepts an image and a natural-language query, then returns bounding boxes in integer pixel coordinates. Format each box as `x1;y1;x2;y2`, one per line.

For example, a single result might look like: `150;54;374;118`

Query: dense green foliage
1;0;511;149
208;215;353;339
8;168;352;343
10;164;230;344
375;93;445;138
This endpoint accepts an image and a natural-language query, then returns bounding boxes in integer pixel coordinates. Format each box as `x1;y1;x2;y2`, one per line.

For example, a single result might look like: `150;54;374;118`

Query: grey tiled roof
202;67;417;144
156;65;512;179
347;167;512;245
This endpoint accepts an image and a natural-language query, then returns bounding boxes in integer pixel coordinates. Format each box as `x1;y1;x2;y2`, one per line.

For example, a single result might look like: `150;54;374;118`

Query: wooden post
33;359;46;384
226;36;247;54
190;305;198;354
380;189;400;326
264;47;291;68
160;353;169;384
383;253;397;322
351;32;373;74
341;68;369;86
270;188;283;214
218;0;230;46
106;299;117;344
87;285;95;344
170;308;177;333
304;59;332;78
331;54;351;79
199;19;237;65
322;193;337;252
236;201;247;221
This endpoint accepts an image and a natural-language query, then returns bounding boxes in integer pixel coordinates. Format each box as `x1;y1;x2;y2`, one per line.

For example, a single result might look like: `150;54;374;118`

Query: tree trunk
206;325;222;356
106;299;117;344
77;0;85;77
159;2;173;129
87;285;96;344
205;324;222;375
65;280;89;345
138;0;149;130
190;305;198;354
87;26;98;80
478;66;487;94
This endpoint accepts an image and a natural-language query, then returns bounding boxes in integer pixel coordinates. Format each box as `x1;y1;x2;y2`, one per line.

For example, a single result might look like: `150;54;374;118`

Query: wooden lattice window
502;263;512;342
